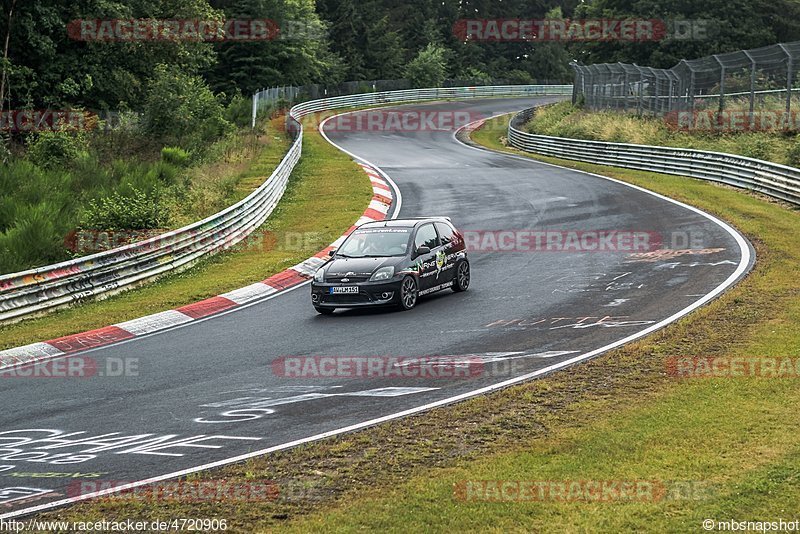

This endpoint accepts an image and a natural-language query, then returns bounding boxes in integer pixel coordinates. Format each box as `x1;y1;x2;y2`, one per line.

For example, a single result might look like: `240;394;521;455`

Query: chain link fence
572;41;800;126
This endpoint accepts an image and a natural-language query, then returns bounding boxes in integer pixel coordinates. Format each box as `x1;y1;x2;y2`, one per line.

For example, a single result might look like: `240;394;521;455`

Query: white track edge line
3;98;749;519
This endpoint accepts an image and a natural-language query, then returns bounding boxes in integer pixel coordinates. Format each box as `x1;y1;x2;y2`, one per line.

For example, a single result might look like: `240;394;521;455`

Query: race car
311;217;470;314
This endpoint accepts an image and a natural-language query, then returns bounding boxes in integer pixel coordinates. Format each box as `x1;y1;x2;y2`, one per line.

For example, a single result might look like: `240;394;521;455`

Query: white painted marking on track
220;283;278;305
114;310;194;335
0;343;64;370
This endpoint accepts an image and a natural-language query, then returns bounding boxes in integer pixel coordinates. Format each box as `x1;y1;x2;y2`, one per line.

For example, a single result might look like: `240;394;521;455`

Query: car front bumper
311;279;403;308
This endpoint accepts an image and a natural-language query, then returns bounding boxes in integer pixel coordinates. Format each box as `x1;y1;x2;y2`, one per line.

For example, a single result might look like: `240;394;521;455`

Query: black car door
435;221;459;284
413;223;440;292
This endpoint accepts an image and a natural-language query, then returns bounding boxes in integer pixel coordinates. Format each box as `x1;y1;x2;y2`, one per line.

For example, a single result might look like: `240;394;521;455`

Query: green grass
38;113;800;533
526;101;800;166
0;113;372;349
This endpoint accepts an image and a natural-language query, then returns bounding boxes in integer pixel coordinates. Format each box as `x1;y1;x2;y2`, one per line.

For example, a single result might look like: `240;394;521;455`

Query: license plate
330;286;359;294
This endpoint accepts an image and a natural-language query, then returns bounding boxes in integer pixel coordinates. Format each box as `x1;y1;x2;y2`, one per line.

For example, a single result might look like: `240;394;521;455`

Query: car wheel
315;306;335;315
398;276;419;310
453;260;470;292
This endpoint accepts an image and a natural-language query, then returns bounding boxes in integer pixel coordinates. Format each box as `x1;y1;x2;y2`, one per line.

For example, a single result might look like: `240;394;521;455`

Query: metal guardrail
507;107;800;207
0;85;572;323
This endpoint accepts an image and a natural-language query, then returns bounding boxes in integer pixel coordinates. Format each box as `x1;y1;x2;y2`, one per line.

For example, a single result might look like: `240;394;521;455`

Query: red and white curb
0;163;394;370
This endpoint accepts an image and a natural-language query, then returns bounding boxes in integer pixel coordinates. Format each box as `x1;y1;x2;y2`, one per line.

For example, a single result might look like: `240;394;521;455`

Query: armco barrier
0;85;572;323
507;108;800;206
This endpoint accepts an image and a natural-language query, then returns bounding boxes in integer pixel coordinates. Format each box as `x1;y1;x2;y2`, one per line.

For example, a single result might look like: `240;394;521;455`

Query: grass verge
523;101;800;166
0;113;372;350
41;114;800;532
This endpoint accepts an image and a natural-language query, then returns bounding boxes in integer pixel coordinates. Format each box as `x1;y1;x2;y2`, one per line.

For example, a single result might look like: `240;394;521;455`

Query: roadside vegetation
526;100;800;166
39;113;800;532
0;72;275;273
0;112;371;350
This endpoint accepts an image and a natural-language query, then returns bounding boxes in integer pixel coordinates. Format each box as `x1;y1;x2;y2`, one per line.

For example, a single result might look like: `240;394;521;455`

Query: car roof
358;217;452;230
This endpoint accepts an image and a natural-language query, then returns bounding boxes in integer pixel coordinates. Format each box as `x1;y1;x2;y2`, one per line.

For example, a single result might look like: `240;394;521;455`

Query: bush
787;135;800;167
0;203;68;274
737;135;772;161
143;64;233;151
161;146;190;167
26;129;88;169
506;70;535;85
404;44;447;88
459;67;492;85
224;92;253;129
81;188;171;230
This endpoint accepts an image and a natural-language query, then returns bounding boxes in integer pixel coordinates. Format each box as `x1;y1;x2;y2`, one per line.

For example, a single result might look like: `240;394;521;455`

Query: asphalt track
0;97;753;517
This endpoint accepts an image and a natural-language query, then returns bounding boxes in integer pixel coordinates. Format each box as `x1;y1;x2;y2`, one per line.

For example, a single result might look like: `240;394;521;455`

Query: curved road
0;97;752;517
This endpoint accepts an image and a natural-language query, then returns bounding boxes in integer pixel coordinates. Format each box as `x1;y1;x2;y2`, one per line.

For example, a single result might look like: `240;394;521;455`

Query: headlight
313;268;325;282
370;266;394;281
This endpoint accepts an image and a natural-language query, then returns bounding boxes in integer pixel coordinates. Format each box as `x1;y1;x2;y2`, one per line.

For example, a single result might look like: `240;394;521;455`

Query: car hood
325;256;403;276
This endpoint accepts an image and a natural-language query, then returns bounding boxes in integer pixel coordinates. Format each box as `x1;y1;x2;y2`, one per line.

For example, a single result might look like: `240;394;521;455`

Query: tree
142;64;232;150
0;0;220;110
404;43;447;87
571;0;800;69
205;0;342;96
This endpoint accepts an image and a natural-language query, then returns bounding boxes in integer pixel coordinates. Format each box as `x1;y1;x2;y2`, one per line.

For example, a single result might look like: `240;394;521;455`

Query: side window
435;222;454;246
414;224;439;250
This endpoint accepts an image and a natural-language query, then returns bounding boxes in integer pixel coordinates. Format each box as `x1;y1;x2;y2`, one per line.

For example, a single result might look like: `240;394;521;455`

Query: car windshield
337;228;411;258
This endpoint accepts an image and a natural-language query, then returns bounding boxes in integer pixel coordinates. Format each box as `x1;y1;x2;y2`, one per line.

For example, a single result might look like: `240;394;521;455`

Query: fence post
779;44;793;115
744;50;756;129
651;69;659;115
251;91;258;128
635;65;643;115
713;55;725;114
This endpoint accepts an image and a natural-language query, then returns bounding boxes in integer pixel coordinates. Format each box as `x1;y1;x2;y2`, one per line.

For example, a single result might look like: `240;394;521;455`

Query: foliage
142;65;233;150
787;135;800;167
0;0;220;110
404;44;448;88
161;146;191;168
224;92;254;129
26;129;89;169
204;0;342;96
526;102;800;167
80;188;171;230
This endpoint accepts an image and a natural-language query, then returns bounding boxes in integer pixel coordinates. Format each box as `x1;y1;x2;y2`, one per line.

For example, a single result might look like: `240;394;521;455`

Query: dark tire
452;260;470;292
398;276;419;310
314;306;335;315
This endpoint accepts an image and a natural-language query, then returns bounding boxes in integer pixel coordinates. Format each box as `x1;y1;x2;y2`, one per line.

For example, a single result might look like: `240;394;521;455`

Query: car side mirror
415;246;431;257
328;249;337;257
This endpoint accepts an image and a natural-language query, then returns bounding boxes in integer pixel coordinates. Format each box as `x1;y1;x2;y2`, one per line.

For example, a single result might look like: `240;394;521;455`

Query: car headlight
369;266;394;281
313;268;325;282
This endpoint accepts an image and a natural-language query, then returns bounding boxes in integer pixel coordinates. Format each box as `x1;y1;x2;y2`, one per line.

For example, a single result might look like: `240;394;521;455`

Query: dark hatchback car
311;217;470;314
